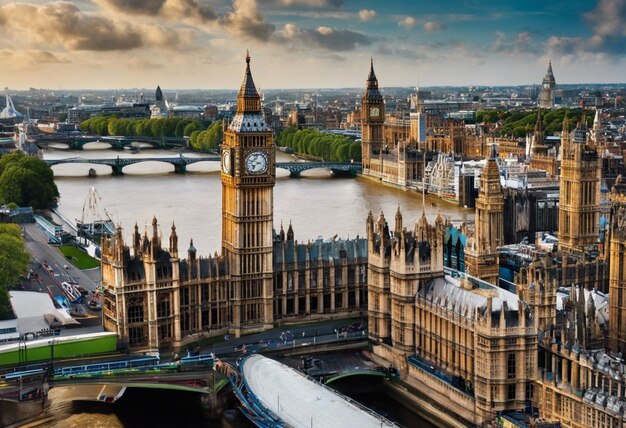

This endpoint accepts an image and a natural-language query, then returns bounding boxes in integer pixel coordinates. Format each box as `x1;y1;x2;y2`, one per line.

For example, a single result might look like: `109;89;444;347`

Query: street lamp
49;338;56;373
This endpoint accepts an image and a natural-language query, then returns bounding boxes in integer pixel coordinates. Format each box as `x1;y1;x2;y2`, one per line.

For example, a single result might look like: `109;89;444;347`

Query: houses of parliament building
102;54;368;348
102;56;626;427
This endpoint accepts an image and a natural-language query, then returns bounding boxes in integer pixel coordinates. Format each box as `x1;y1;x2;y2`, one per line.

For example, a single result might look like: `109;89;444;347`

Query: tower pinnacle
236;51;261;114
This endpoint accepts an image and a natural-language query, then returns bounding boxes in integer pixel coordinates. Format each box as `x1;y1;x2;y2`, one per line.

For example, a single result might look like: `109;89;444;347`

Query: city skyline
1;0;626;90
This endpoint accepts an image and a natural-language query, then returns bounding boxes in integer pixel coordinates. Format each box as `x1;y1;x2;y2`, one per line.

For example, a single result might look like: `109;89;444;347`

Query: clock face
222;149;231;174
370;107;380;118
245;151;269;175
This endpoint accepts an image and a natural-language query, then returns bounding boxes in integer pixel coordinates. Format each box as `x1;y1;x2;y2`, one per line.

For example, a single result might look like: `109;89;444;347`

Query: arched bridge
45;155;219;175
34;135;186;150
277;161;361;177
0;354;227;405
44;156;362;177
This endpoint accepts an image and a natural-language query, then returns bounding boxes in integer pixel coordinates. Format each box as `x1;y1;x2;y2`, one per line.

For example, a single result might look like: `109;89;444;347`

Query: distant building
361;60;424;186
539;61;556;109
68;102;149;124
150;85;168;119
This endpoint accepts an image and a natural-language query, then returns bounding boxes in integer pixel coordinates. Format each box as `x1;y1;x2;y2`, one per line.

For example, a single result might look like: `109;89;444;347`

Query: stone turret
609;175;626;353
465;147;503;284
367;207;446;349
169;222;178;258
558;109;600;255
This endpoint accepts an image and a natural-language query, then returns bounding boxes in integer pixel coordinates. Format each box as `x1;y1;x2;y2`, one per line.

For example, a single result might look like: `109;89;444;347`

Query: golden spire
237;50;261;113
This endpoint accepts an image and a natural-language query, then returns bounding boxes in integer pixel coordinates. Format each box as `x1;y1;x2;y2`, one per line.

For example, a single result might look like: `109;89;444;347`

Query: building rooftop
242;354;398;428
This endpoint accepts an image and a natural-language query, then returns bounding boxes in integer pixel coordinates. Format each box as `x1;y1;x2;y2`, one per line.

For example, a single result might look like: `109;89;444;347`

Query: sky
0;0;625;90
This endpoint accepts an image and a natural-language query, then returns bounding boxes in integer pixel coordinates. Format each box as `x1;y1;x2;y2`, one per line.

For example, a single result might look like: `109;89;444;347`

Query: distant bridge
45;156;362;177
34;134;186;150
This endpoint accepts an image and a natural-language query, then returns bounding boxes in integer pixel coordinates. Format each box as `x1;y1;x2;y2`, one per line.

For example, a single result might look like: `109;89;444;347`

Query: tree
0;152;58;209
0;224;29;315
184;121;203;137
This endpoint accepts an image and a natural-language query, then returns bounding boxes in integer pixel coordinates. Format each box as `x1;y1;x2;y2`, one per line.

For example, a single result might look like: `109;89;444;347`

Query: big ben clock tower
221;52;275;335
361;59;384;176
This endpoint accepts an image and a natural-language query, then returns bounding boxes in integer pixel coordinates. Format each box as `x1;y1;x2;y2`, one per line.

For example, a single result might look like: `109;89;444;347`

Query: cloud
546;0;626;58
358;9;376;22
0;2;144;51
97;0;217;23
398;16;417;29
261;0;343;7
423;21;445;32
0;49;69;67
375;46;426;61
220;0;275;41
275;23;371;51
584;0;626;37
0;2;194;52
489;31;539;55
96;0;166;15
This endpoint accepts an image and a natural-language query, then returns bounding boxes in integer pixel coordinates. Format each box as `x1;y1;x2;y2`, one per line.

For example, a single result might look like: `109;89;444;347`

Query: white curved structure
242;354;397;428
0;94;22;119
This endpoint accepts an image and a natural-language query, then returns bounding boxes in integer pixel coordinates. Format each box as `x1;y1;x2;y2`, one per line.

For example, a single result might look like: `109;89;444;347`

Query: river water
40;145;470;427
47;146;472;256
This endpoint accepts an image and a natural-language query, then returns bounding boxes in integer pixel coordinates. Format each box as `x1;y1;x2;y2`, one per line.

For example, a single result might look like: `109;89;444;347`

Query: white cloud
423;21;445;32
398;16;417;29
358;9;376;22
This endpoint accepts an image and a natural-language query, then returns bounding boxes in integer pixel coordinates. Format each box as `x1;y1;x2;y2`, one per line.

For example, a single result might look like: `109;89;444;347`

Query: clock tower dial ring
222;149;231;174
244;150;269;175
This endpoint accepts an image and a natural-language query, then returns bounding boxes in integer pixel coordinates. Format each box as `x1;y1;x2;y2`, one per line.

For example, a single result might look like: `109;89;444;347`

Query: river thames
40;145;471;427
47;145;473;256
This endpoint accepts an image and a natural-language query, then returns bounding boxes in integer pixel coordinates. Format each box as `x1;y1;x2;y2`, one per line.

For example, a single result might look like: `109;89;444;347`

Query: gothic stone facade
101;224;368;351
366;208;536;426
102;55;368;351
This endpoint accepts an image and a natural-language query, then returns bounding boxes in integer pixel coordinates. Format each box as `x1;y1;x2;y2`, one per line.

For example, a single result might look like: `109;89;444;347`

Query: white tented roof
242;354;397;428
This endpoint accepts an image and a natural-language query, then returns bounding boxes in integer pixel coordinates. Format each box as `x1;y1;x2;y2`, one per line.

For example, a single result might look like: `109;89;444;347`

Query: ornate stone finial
171;221;176;232
287;221;294;241
377;210;386;225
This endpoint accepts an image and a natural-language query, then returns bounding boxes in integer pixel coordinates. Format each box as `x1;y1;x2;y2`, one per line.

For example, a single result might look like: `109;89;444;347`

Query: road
193;318;367;360
22;223;101;294
19;223;103;331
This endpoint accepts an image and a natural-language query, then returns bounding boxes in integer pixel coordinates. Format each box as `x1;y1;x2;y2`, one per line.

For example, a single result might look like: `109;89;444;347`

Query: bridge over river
35;134;185;151
0;353;225;405
45;155;362;177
